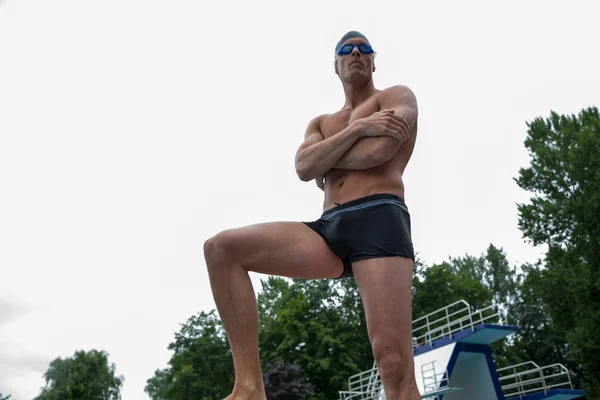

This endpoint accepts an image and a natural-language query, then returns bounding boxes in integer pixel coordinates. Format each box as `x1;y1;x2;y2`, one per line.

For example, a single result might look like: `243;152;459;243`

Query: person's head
334;31;377;84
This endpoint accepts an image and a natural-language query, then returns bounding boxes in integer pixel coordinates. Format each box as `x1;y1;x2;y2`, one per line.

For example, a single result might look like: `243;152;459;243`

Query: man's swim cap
334;31;371;55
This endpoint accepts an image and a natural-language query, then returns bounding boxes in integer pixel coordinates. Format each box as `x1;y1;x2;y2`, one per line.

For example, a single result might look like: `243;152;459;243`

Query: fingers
384;115;407;133
388;114;411;135
383;114;410;141
361;109;411;141
388;113;410;131
373;109;409;129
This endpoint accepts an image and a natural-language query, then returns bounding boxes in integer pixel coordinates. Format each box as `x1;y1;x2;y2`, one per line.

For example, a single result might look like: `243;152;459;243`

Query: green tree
257;277;371;400
412;246;528;368
506;263;570;366
144;310;234;400
144;369;170;400
412;246;518;319
34;349;123;400
515;106;600;396
0;393;12;400
481;244;522;311
263;361;314;400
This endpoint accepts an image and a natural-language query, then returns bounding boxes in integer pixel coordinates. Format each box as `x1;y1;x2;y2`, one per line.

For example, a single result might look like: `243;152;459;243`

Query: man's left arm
333;85;418;170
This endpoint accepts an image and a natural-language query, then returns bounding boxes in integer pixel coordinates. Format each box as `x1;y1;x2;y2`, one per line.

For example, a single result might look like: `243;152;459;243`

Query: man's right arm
294;116;362;182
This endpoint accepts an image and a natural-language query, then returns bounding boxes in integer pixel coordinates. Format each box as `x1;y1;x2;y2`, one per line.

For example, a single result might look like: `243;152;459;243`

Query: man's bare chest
320;97;380;139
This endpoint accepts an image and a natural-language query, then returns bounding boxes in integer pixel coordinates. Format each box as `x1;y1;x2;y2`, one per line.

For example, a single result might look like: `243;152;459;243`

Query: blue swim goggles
337;43;375;56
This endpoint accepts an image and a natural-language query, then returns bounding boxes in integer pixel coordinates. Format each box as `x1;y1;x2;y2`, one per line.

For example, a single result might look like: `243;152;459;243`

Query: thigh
209;221;345;279
352;257;415;352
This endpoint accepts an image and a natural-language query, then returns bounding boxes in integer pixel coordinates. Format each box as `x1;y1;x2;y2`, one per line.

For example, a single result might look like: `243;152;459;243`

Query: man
203;31;420;400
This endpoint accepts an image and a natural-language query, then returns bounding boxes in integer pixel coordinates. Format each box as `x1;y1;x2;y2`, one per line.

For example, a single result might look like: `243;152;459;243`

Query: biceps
395;105;418;132
379;86;419;131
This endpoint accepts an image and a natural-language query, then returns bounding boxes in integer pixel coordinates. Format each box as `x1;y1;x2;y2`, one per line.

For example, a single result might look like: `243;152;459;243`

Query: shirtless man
203;31;420;400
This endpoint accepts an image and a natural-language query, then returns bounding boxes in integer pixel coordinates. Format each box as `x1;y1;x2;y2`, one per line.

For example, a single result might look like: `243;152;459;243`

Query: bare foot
223;385;267;400
223;394;267;400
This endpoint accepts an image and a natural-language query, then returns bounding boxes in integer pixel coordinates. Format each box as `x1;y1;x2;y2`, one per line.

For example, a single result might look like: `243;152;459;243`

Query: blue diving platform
506;389;585;400
338;300;585;400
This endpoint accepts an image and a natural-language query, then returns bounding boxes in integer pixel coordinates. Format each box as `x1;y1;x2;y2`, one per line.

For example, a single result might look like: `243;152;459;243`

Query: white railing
412;300;504;348
498;361;574;399
338;361;383;400
339;300;505;400
421;360;448;394
338;360;453;400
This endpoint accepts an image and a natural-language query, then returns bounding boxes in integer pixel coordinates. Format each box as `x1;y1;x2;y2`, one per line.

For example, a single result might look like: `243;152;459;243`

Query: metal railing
338;300;505;400
338;360;452;400
498;361;574;399
412;300;504;348
421;360;449;393
338;361;383;400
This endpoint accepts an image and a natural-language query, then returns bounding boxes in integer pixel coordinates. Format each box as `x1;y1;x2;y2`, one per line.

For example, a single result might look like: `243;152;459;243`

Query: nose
351;46;361;56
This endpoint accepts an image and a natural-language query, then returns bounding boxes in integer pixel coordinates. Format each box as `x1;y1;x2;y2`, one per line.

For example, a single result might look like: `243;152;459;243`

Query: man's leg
203;221;345;400
352;257;420;400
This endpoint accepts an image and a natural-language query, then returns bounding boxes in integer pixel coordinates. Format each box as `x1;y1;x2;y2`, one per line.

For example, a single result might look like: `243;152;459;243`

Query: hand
354;109;410;142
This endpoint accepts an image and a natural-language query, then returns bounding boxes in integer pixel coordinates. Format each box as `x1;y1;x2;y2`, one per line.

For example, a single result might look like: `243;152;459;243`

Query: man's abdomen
323;168;405;211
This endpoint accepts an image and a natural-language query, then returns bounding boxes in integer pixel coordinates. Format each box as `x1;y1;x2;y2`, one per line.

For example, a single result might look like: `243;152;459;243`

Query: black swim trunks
303;193;415;279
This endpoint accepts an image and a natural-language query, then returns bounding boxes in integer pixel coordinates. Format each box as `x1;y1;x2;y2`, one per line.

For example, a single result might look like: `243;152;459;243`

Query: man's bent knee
203;230;238;268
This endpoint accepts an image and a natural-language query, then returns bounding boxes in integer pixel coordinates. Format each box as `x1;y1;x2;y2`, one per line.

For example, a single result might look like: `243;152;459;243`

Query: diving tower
338;300;585;400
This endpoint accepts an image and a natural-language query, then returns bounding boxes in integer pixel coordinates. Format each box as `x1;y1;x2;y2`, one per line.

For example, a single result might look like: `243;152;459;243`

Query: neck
341;78;378;110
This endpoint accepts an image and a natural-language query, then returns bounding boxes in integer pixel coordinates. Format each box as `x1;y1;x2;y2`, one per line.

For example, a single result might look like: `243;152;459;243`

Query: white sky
1;0;599;399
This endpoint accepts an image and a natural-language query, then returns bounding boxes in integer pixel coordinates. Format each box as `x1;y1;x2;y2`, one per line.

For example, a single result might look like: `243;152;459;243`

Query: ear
334;57;339;75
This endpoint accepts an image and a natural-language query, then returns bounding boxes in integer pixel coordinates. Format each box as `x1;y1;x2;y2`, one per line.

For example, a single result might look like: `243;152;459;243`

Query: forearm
295;123;362;181
333;136;402;170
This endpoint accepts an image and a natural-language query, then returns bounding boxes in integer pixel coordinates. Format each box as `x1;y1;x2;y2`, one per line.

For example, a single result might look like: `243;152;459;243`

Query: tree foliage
505;263;571;367
257;277;371;400
34;349;123;400
413;244;522;320
144;310;234;400
263;362;314;400
515;106;600;396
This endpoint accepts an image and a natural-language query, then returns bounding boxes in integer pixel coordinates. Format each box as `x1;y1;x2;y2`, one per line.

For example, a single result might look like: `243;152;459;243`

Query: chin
344;71;370;82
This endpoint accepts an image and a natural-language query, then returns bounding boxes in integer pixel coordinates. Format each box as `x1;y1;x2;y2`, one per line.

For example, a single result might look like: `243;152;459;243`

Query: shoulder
378;85;417;102
377;85;418;116
306;113;328;129
303;113;328;138
307;111;343;130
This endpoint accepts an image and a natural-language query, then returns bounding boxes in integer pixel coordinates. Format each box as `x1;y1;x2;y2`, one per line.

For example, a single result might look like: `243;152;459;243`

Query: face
335;37;376;83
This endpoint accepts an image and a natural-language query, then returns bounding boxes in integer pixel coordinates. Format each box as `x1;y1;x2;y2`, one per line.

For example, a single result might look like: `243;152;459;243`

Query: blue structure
338;300;585;400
